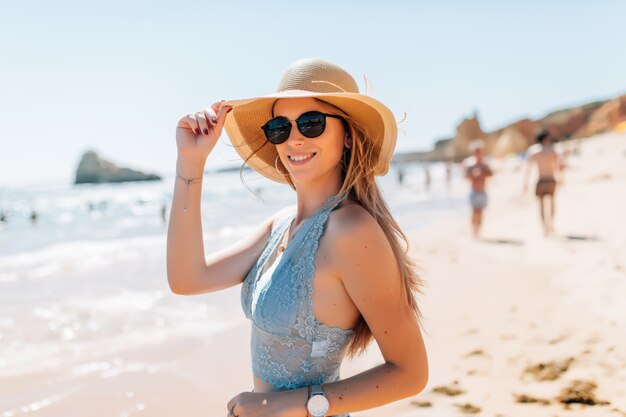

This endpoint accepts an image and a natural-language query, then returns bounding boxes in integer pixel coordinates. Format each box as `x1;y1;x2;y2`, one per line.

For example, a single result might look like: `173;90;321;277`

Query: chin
292;169;343;187
288;171;318;184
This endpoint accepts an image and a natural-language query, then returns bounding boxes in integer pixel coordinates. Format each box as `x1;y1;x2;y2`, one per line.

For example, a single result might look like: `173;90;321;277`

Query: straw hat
223;58;398;183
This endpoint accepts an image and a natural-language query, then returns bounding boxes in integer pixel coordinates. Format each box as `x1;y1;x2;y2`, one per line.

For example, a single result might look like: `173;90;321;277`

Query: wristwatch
306;384;330;417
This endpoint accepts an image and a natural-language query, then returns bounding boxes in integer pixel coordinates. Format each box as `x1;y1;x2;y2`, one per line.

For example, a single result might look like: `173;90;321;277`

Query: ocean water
0;163;466;256
0;162;468;414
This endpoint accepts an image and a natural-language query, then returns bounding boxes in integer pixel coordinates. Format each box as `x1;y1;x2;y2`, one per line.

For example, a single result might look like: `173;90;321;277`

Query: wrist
281;387;308;417
176;158;206;179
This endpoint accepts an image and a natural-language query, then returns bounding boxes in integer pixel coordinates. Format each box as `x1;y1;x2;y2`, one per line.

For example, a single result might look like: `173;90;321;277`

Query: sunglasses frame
261;111;345;145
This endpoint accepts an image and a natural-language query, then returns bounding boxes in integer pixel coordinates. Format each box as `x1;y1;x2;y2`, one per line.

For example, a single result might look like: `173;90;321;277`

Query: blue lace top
241;192;355;400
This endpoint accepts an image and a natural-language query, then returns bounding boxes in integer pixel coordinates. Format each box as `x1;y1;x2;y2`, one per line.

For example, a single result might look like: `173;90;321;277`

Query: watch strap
310;384;324;396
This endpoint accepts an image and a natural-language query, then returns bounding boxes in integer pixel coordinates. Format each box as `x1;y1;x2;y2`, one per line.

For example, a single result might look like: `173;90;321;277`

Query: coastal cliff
395;93;626;163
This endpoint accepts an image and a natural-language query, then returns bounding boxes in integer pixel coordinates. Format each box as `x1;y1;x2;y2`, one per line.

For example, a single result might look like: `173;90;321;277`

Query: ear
344;134;352;149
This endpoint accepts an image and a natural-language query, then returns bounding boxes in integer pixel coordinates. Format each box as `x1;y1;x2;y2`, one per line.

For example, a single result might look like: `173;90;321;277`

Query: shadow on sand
480;237;525;246
560;234;600;242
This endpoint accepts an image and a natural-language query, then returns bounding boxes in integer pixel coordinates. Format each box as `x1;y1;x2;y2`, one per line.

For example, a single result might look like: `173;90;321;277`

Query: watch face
307;394;330;416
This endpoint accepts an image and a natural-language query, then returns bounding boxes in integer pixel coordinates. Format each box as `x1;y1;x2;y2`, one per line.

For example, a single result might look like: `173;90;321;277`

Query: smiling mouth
288;153;316;162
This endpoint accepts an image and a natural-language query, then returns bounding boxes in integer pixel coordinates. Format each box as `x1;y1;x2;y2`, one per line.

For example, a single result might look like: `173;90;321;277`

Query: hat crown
276;58;359;94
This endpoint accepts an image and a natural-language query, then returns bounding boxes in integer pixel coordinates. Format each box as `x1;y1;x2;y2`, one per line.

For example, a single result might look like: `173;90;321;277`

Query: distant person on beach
397;164;405;185
161;203;167;225
424;164;431;191
30;210;38;225
463;141;493;238
445;161;453;187
166;59;427;417
523;129;562;235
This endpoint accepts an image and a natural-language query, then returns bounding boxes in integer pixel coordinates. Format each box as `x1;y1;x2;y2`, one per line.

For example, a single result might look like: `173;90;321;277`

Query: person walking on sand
463;141;493;239
523;129;562;235
166;58;428;417
445;161;453;187
397;164;405;185
423;163;431;192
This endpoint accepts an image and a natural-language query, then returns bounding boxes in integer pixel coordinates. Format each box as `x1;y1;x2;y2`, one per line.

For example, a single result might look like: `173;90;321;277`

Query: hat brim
223;91;397;184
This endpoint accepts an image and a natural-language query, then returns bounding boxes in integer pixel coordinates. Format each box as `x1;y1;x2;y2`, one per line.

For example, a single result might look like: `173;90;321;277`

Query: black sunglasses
261;111;345;145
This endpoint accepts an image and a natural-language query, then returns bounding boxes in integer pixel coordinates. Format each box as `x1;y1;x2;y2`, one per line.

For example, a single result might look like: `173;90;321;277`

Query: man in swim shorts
464;141;493;239
524;129;562;235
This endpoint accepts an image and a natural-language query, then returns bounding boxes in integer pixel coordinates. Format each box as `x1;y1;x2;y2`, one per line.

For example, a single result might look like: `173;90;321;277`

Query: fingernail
211;117;218;124
203;128;208;135
194;129;199;134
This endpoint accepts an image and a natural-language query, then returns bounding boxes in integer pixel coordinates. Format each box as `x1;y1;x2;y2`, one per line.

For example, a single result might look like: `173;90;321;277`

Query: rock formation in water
75;151;161;184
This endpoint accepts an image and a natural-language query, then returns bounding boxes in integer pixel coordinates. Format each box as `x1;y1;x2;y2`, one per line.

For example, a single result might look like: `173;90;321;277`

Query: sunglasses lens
263;117;291;144
262;112;331;144
297;112;326;138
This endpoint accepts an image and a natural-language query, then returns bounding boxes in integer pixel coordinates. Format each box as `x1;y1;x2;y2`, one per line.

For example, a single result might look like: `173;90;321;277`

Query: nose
286;122;306;145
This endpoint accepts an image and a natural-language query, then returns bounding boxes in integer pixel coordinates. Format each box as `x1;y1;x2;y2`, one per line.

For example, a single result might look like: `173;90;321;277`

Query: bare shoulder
328;201;382;238
325;200;401;299
326;201;392;263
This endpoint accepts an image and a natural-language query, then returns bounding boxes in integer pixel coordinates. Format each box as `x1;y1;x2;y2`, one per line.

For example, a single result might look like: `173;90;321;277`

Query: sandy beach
345;131;626;416
1;132;625;417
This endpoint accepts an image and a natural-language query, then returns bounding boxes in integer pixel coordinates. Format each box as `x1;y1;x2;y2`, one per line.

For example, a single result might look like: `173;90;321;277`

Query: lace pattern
241;193;355;393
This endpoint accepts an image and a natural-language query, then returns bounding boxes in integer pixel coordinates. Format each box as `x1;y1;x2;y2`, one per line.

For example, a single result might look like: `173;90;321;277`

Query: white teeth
289;153;314;162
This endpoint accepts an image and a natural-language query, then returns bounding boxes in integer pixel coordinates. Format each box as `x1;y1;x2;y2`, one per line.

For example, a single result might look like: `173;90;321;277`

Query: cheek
275;145;288;162
322;133;346;163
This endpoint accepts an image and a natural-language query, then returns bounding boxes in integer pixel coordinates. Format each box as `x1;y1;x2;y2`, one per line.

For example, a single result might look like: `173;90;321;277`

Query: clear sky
1;1;624;186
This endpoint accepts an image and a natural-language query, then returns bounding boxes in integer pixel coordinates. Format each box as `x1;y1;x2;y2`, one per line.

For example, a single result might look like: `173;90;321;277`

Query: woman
167;58;428;417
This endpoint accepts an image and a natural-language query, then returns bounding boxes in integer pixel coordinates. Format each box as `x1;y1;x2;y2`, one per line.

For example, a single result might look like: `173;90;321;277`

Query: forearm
554;159;564;182
280;362;426;416
166;158;208;293
324;362;426;415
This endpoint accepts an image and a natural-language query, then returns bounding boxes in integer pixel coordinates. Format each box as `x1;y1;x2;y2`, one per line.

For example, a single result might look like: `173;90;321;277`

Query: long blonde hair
240;103;425;357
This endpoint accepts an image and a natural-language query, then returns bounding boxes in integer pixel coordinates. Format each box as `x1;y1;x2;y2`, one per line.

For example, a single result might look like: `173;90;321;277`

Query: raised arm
166;101;277;295
167;205;279;295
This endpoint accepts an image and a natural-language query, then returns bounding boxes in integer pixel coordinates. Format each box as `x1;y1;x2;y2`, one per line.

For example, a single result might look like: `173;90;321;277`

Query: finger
195;111;210;136
211;99;225;116
203;108;218;127
226;395;241;416
176;114;193;131
216;102;232;126
226;398;235;413
185;114;200;135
